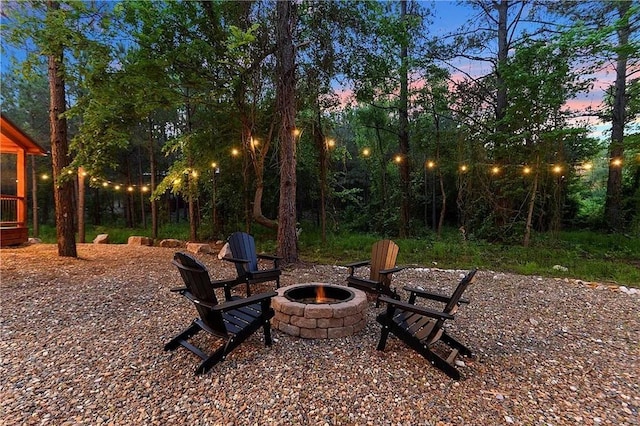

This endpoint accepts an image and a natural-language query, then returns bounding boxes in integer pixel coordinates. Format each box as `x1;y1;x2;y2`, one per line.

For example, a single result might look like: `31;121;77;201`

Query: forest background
1;1;638;284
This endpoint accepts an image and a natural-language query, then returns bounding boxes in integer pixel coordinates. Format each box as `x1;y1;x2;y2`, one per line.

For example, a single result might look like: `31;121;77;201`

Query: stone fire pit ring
272;283;368;339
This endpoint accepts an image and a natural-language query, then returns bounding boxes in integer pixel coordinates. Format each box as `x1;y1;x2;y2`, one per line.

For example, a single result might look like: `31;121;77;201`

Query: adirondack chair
223;232;282;296
376;269;478;380
346;239;404;307
165;251;277;375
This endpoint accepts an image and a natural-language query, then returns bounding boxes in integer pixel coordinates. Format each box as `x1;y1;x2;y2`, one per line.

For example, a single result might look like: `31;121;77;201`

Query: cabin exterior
1;114;47;246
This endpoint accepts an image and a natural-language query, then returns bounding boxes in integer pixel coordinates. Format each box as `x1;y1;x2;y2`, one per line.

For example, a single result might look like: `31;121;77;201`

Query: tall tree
550;1;639;230
275;0;298;263
47;0;76;256
343;1;429;236
398;0;411;237
603;1;638;229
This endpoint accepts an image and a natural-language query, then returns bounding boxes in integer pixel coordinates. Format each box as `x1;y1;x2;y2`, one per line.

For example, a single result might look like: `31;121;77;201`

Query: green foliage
36;222;191;244
298;227;640;286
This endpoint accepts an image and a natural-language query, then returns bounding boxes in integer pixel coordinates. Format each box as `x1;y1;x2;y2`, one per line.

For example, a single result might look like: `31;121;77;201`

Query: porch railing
0;195;25;227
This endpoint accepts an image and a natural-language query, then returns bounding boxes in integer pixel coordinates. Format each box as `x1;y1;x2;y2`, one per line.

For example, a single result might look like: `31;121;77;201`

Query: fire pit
272;283;368;339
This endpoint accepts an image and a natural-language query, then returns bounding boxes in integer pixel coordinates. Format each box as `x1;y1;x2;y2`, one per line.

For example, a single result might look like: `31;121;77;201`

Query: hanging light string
40;154;628;192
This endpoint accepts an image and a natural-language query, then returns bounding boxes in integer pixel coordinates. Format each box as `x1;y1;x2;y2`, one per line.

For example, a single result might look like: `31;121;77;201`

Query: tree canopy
1;0;638;255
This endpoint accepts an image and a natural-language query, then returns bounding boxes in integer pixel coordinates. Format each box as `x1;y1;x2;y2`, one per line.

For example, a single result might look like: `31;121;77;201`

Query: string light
326;138;336;149
43;154;622;195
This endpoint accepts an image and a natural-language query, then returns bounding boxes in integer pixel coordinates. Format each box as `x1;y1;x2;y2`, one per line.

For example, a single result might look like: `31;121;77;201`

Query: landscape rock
93;234;109;244
159;239;183;248
127;236;152;246
186;242;211;254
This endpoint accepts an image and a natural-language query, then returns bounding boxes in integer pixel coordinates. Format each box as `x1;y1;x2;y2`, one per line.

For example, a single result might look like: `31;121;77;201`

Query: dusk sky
1;0;634;140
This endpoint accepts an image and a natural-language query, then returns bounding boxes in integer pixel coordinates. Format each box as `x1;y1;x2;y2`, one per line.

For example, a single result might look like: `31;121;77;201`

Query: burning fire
315;285;330;303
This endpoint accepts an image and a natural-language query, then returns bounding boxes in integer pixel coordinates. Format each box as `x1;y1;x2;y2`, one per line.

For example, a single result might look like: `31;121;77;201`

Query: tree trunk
47;0;77;257
495;0;509;131
523;168;539;247
244;117;278;230
77;166;85;242
31;156;39;238
275;0;298;264
148;118;158;239
604;1;630;230
138;146;146;229
315;109;328;244
185;95;198;242
398;0;410;237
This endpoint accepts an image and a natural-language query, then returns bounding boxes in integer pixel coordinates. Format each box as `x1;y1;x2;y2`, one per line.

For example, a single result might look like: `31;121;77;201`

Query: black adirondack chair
376;269;478;380
165;251;277;375
346;239;405;307
223;231;282;296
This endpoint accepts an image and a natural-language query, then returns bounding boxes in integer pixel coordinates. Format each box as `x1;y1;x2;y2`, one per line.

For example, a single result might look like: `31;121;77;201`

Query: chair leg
441;331;473;358
263;319;273;346
195;346;227;375
164;321;200;351
377;325;390;350
419;347;461;380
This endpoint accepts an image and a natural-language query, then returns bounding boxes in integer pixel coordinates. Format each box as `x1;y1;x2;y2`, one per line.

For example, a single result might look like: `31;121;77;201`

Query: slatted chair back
172;252;226;334
370;239;400;286
443;268;477;315
425;268;477;345
228;231;258;277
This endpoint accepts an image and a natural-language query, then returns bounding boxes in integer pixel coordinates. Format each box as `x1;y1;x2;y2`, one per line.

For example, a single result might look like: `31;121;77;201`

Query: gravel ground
1;243;638;425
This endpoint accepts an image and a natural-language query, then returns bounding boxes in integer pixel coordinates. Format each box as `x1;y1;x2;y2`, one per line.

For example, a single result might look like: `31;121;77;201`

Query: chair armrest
250;269;281;279
180;290;217;310
379;266;405;276
378;295;454;320
404;286;469;305
257;253;282;261
213;290;278;312
345;260;370;275
347;276;379;287
346;260;369;268
221;256;250;265
257;253;282;268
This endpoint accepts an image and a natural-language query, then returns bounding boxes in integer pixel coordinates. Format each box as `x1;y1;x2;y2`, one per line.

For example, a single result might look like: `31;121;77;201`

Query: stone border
272;283;368;339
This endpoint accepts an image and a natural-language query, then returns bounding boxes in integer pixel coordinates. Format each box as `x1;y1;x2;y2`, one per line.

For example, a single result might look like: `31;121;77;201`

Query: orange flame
316;285;329;303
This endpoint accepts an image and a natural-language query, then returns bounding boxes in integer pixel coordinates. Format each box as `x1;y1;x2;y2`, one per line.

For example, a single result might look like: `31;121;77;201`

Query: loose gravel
1;244;638;425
